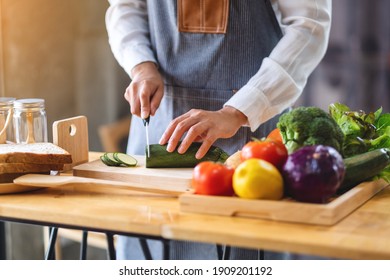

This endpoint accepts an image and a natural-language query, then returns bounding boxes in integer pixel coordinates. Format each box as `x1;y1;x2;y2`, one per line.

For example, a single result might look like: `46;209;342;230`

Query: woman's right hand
125;62;164;119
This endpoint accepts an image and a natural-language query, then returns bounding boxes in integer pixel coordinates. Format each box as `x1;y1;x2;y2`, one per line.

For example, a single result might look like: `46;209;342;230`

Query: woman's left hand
159;106;248;159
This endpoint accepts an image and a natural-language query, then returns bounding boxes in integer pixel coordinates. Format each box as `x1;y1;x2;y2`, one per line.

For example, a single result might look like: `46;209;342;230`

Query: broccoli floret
277;107;344;154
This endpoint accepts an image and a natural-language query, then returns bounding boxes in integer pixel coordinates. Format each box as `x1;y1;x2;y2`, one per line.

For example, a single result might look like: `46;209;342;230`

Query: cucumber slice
100;152;137;167
102;152;121;166
113;152;138;167
100;155;113;166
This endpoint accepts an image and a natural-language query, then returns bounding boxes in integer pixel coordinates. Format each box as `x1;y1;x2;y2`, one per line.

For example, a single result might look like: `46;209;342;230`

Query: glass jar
0;97;16;144
13;98;48;144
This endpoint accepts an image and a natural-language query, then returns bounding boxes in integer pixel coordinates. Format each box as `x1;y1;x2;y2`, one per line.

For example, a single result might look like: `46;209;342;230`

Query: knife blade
143;116;150;157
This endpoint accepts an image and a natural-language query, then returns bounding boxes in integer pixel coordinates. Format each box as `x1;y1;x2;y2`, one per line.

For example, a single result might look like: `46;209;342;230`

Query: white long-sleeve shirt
106;0;332;131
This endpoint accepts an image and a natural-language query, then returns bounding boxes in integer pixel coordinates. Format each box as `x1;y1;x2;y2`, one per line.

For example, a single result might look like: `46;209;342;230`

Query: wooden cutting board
0;183;41;195
13;174;186;196
179;179;389;226
73;155;193;193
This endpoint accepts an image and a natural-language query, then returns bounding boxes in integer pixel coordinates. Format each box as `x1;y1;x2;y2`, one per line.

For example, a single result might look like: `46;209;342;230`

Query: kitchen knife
143;116;150;157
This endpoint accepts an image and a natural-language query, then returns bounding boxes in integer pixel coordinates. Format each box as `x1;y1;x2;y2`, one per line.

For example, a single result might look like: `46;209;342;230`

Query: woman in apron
106;0;332;259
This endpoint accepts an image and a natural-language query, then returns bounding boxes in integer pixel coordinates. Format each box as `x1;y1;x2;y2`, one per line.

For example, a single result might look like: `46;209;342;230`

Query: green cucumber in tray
101;152;137;167
145;142;229;168
338;148;390;193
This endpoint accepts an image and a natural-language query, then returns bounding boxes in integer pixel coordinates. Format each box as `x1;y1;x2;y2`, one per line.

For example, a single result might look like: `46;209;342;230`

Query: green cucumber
338;148;390;193
145;142;230;168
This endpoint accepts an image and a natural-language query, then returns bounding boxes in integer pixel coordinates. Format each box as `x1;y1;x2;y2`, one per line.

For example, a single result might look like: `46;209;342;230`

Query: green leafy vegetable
375;113;390;135
329;103;390;157
374;165;390;183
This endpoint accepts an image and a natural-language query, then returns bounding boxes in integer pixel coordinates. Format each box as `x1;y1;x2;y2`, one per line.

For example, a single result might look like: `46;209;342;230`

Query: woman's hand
125;62;164;119
159;106;248;159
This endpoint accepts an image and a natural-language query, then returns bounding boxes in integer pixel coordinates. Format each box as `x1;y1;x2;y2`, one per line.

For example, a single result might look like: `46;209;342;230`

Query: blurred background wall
0;0;129;152
1;0;389;151
0;0;129;260
0;0;389;259
299;0;390;113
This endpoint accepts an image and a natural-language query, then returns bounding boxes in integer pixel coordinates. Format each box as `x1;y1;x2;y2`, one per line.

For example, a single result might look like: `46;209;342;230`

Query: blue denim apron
118;0;284;260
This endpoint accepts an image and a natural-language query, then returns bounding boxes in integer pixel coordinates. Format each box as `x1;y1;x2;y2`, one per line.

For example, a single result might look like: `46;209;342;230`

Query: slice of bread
0;143;72;164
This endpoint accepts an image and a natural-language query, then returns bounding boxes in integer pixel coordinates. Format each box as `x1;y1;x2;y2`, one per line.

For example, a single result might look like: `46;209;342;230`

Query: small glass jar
13;98;48;144
0;97;16;144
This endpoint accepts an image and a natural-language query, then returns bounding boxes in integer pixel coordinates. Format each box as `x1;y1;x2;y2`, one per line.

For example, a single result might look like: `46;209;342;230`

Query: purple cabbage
282;145;345;203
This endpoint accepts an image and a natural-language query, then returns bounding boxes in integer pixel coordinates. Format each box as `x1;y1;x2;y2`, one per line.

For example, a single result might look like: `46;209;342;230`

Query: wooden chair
98;117;131;153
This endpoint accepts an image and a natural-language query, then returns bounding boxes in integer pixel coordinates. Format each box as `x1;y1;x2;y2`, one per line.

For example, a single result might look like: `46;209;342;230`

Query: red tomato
192;161;235;196
240;139;288;170
266;128;283;143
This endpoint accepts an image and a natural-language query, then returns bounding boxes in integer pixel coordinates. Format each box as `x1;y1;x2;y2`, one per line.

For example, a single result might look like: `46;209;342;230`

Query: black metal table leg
45;227;58;260
80;230;88;260
259;249;265;260
139;238;152;260
216;245;224;260
222;245;231;260
162;240;170;260
106;232;116;260
0;222;6;260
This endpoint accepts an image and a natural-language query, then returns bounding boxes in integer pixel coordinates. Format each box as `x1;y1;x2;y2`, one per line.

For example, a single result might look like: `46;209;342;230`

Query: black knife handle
142;116;150;126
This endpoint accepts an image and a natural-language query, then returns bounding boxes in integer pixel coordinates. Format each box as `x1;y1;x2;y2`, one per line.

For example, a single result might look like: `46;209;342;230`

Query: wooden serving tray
179;179;389;226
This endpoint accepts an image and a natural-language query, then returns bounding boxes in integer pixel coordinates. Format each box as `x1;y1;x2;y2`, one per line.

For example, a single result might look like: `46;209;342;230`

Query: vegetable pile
191;103;390;204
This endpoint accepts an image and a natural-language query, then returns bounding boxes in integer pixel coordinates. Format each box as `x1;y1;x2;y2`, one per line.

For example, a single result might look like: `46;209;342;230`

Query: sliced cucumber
100;155;113;166
101;152;138;167
113;152;138;167
103;152;121;166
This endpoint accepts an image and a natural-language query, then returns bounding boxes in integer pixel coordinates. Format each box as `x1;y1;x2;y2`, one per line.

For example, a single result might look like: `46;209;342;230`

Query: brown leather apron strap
177;0;229;34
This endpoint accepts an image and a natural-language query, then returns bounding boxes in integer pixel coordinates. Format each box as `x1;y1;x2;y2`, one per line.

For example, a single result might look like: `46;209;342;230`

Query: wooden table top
164;186;390;259
0;152;389;260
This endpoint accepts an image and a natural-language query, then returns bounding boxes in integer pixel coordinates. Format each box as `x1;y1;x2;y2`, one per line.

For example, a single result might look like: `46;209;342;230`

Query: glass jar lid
0;97;16;107
14;98;45;109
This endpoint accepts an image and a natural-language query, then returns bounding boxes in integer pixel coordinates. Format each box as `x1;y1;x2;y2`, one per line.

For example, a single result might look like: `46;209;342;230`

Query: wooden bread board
73;155;193;193
179;179;389;226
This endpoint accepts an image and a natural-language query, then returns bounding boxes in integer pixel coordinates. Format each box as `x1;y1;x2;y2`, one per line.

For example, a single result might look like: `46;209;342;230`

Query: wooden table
1;153;390;260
